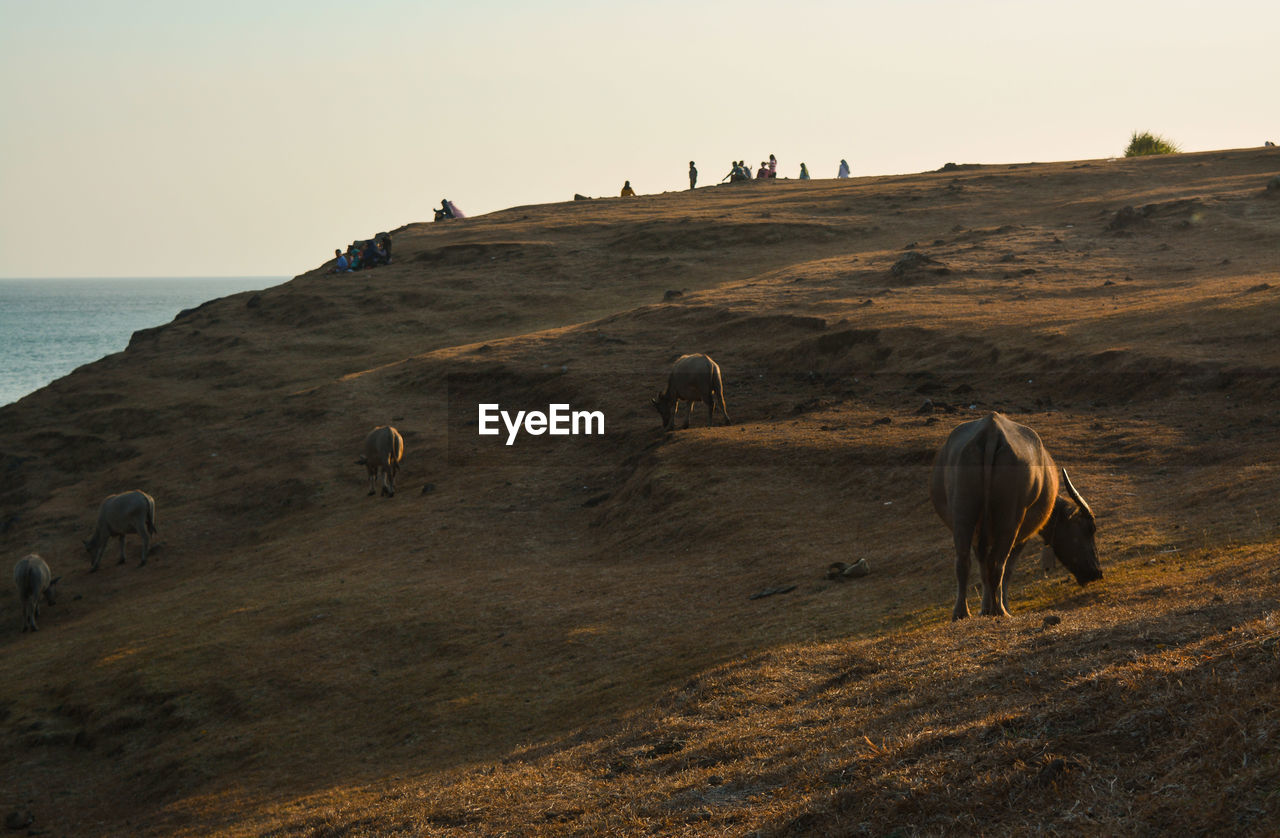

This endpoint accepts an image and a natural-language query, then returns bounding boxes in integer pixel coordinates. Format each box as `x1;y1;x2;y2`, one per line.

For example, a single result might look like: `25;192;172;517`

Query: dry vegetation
2;147;1280;836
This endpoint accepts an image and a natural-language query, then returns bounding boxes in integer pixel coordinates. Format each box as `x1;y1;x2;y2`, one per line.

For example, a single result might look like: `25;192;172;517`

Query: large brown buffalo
84;490;157;572
650;354;731;431
930;412;1102;619
357;426;404;497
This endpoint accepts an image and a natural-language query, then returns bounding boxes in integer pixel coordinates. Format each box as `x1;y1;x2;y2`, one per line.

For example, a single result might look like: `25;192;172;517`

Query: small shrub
1125;131;1180;157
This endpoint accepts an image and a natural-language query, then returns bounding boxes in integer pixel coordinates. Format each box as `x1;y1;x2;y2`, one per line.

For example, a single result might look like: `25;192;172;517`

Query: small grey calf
357;425;404;497
651;353;732;431
84;489;158;572
14;554;60;632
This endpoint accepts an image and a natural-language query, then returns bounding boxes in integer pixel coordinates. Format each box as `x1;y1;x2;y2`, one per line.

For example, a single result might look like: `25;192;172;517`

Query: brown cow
13;554;60;632
356;426;404;497
84;490;157;572
930;412;1101;619
650;354;731;431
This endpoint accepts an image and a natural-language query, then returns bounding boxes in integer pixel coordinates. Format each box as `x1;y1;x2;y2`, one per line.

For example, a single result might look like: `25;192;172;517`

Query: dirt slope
2;148;1279;836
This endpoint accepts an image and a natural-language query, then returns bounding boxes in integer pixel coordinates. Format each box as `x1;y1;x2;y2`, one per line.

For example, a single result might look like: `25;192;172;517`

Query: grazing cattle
651;354;731;431
13;554;60;632
357;426;404;497
930;412;1102;619
84;490;157;572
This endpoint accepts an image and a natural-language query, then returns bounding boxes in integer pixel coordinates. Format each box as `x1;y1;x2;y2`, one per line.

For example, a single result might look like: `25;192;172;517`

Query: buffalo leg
680;400;690;430
117;535;127;565
951;528;975;620
982;530;1021;617
139;527;150;566
979;559;1001;616
1000;542;1029;614
717;390;731;425
706;398;714;427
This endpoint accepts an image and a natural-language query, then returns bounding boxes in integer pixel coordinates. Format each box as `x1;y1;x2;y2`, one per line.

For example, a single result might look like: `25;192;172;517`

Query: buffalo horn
1061;468;1095;520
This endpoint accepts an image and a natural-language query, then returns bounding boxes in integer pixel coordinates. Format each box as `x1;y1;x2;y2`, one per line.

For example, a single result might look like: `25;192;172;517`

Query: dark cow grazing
651;353;731;431
14;554;60;632
85;490;157;572
357;425;404;497
930;412;1101;619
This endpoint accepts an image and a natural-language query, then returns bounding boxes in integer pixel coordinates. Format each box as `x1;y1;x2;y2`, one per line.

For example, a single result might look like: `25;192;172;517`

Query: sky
1;0;1275;279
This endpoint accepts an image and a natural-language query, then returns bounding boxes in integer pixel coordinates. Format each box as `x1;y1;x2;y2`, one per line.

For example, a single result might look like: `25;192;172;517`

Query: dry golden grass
2;147;1279;836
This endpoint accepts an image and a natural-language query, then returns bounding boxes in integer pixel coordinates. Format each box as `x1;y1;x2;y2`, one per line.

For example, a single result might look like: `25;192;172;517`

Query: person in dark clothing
434;199;465;221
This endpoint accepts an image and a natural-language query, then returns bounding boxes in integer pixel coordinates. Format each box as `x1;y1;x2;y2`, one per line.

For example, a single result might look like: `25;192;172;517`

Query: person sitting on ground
799;162;811;180
620;180;636;197
348;244;363;270
331;249;350;273
434;199;466;221
375;232;392;264
756;161;771;179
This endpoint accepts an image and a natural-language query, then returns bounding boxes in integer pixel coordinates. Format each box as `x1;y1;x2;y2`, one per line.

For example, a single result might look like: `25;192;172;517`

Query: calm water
0;277;282;407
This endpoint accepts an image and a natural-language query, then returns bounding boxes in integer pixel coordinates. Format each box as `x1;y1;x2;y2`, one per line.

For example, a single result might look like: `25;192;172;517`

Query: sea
0;277;283;407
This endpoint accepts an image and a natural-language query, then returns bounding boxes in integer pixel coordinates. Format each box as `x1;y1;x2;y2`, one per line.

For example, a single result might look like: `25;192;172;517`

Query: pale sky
1;0;1275;278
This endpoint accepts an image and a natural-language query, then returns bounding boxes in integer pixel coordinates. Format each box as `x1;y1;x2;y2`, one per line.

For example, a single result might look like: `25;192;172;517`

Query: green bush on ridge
1125;131;1180;157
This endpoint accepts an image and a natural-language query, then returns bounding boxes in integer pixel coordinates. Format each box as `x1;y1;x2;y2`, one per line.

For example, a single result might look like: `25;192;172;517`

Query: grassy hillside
2;147;1279;836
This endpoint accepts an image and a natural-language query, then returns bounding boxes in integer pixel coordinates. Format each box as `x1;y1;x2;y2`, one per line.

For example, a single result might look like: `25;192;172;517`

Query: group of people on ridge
332;157;853;271
722;155;779;183
620;155;848;198
331;231;393;273
330;198;464;274
714;155;848;184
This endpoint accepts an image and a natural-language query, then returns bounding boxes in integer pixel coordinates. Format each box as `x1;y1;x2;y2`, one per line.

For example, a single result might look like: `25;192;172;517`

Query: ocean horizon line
0;274;290;282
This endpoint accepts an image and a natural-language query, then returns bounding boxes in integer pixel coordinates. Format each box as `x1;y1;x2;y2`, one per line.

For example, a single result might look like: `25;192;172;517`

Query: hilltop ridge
2;148;1280;836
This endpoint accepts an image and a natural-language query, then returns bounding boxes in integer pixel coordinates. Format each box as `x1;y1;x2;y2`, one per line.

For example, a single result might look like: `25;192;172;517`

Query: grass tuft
1125;131;1180;157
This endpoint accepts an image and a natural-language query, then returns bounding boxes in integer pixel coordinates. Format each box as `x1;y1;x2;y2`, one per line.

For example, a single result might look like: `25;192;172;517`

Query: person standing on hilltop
768;154;777;177
620;180;636;197
799;162;811;180
838;159;851;178
688;161;697;190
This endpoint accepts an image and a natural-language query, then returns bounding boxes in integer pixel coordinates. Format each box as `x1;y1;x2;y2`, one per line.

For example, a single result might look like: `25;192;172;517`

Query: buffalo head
1044;468;1102;586
650;393;674;430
